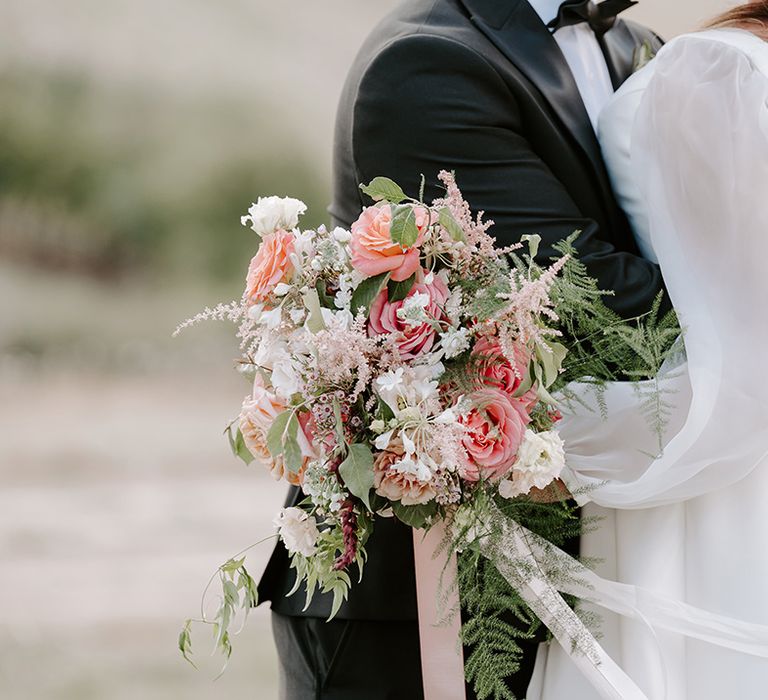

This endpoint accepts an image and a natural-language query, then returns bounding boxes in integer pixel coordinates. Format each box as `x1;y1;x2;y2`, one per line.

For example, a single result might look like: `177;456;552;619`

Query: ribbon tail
479;516;651;700
413;524;467;700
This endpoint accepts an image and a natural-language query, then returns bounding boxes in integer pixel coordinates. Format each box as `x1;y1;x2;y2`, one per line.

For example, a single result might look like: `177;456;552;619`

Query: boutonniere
632;40;656;72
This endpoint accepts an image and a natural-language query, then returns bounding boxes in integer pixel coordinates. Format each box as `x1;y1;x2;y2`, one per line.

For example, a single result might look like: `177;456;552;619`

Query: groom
259;0;666;697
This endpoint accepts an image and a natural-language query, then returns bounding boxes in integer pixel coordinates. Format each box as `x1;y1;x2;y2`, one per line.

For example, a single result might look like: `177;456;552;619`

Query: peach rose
239;377;316;485
368;271;449;359
472;336;536;406
245;229;295;305
374;438;436;506
349;204;429;281
460;388;530;482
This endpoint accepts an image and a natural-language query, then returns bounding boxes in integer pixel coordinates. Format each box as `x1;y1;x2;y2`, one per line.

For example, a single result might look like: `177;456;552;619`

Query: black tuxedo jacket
258;0;665;621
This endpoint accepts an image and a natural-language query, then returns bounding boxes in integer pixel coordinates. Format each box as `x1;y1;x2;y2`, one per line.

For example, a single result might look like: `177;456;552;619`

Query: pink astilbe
311;314;377;402
432;170;523;270
494;255;569;356
172;299;245;338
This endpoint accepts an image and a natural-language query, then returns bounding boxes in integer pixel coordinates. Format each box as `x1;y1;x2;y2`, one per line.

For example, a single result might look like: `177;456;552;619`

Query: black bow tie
547;0;638;38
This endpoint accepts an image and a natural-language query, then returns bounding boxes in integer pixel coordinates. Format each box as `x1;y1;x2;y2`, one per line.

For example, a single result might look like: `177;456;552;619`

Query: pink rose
349;204;429;281
373;438;436;506
239;376;316;485
245;229;295;305
472;335;537;407
368;271;449;359
460;388;530;482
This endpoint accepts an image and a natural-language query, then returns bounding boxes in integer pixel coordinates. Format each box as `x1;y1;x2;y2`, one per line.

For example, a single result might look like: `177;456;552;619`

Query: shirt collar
527;0;564;25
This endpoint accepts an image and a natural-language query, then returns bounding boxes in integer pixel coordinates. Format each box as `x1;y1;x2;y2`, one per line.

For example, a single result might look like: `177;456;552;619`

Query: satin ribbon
413;505;768;700
413;524;467;700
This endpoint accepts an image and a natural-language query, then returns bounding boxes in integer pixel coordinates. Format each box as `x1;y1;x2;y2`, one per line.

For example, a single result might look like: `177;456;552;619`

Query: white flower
391;456;433;482
273;507;320;557
289;308;306;325
440;327;471;359
258;306;283;329
247;302;264;321
369;419;386;434
332;227;352;243
241;196;307;237
271;357;301;399
498;430;566;499
396;291;431;327
273;283;292;297
374;429;395;450
377;368;405;393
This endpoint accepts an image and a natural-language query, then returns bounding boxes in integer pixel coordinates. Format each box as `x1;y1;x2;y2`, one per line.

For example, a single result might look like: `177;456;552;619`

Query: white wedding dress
527;28;768;700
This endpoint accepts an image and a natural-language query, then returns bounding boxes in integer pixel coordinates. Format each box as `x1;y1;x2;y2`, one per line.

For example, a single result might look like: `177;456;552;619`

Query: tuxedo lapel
459;0;605;180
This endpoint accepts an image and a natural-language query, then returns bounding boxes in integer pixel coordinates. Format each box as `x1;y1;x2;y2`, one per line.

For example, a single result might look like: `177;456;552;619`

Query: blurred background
0;1;737;698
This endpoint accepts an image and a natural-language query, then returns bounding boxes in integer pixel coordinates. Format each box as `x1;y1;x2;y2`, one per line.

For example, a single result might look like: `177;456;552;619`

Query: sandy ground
0;368;286;699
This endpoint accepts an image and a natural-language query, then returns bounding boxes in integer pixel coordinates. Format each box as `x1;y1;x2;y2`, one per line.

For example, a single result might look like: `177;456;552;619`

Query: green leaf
223;580;239;607
521;234;542;260
302;287;326;333
391;500;438;529
535;340;567;388
388;274;416;303
389;204;420;248
266;410;292;458
359;177;407;204
230;427;253;465
439;207;465;242
283;414;303;474
178;620;196;668
338;443;375;511
220;556;246;574
349;272;389;318
315;279;334;308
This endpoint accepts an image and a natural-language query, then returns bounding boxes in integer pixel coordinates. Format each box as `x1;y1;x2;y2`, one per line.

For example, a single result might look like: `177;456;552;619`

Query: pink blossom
460;388;530;482
373;438;436;506
368;271;449;359
349;204;429;281
245;229;295;305
472;335;537;407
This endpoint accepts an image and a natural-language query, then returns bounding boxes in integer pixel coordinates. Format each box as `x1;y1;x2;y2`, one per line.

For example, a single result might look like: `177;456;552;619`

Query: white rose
241;196;307;237
273;507;320;557
499;430;566;499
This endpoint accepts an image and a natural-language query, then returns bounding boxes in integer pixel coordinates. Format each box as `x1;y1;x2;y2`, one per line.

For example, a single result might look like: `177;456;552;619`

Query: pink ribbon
412;525;467;700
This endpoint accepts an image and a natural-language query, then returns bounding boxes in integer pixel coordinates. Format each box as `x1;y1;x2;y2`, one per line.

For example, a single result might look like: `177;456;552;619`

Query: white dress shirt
527;0;615;129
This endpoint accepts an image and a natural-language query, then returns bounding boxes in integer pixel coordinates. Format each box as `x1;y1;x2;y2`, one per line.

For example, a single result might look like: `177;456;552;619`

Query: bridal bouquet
177;172;679;693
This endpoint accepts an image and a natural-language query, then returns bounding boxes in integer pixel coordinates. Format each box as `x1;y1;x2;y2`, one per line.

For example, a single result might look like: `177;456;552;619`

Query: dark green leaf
338;443;375;510
359;177;407;204
349;272;389;318
390;204;420;248
388;274;416;303
439;207;465;242
391;500;438;529
232;428;253;465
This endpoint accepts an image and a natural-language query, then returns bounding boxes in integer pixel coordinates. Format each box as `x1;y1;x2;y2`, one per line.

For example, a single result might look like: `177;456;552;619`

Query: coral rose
349;204;429;282
460;388;530;482
472;335;536;407
374;438;437;506
239;377;316;485
245;229;295;305
368;271;449;359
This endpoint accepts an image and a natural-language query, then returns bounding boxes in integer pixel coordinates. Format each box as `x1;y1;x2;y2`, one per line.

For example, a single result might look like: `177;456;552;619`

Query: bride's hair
709;1;768;28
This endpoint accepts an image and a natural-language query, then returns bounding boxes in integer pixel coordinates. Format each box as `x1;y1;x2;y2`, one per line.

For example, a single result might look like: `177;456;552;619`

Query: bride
529;3;768;699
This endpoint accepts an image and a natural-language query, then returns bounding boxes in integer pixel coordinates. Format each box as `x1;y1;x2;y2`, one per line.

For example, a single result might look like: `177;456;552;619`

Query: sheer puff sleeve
561;30;768;508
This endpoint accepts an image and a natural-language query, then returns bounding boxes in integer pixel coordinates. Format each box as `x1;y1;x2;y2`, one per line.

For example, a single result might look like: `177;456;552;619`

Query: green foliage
226;425;253;465
338;444;375;510
457;494;582;700
439;206;466;242
548;235;681;386
391;500;438;529
350;272;389;317
390;203;420;247
388;274;416;302
359;177;407;204
180;554;260;673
